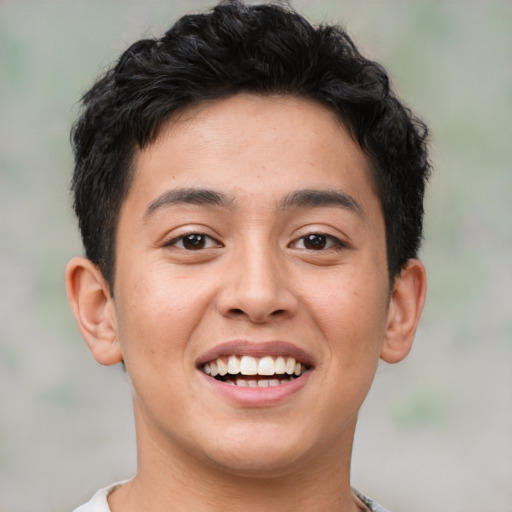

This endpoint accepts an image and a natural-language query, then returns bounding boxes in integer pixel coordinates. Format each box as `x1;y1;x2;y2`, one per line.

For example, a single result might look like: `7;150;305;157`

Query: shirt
73;482;390;512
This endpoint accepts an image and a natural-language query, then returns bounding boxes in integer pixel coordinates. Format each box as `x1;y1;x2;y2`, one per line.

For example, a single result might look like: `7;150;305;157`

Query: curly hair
71;0;431;289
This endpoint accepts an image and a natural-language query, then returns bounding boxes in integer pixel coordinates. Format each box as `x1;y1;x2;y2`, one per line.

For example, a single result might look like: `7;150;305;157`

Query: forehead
122;94;381;226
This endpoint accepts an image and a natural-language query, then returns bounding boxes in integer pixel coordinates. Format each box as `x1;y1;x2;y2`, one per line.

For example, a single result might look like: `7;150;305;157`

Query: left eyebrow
278;189;366;220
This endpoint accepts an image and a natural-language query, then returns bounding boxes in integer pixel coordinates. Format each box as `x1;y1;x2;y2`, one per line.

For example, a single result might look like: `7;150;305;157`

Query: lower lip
200;372;311;407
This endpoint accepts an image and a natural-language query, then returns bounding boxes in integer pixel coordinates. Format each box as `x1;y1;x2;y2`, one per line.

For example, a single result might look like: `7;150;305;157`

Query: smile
201;355;310;387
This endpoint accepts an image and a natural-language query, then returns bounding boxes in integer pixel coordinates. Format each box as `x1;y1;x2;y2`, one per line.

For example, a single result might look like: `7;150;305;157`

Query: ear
65;257;123;366
380;259;427;364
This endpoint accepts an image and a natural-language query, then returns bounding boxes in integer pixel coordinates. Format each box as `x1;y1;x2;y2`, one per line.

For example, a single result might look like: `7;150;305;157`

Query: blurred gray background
0;1;510;511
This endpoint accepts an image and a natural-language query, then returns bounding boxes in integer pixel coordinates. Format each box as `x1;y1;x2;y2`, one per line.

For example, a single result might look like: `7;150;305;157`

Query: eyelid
289;231;349;251
163;231;223;249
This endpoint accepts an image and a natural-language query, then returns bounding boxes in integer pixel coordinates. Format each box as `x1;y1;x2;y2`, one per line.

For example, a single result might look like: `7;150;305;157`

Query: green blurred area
1;1;510;511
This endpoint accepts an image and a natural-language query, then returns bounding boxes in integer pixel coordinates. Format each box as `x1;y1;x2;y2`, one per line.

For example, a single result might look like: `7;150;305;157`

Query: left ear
380;259;427;364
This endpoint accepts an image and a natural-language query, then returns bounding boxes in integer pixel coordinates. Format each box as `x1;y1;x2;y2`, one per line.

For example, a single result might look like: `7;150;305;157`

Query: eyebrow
144;188;234;219
278;189;366;220
144;187;365;221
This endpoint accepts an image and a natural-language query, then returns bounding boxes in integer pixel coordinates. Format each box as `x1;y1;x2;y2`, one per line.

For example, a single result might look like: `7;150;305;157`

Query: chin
193;424;321;479
206;449;309;479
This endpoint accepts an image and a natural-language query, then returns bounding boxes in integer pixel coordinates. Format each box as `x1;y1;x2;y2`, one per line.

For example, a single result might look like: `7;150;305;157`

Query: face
112;94;391;476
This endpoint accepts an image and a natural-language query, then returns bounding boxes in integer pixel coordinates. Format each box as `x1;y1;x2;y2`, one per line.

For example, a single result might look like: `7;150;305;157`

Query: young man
66;2;430;511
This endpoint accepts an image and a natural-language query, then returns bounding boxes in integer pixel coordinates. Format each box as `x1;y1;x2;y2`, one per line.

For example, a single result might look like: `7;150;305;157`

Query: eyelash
163;232;347;252
164;232;222;250
291;233;347;251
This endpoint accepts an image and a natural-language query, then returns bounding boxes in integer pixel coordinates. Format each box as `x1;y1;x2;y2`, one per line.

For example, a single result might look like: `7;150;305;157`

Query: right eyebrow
143;187;235;220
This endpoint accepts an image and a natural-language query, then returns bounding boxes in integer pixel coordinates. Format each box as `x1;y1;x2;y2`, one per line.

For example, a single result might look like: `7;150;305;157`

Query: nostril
227;307;286;320
230;308;286;317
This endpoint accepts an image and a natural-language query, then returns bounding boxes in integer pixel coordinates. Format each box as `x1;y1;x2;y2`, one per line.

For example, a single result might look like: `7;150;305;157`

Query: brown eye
166;233;220;250
303;234;327;250
182;234;207;250
291;233;346;251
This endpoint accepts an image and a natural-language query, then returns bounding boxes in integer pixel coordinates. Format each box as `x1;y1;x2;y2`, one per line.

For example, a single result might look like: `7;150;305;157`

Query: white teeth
258;356;275;376
275;356;285;374
227;377;296;387
285;357;296;375
202;355;307;379
217;358;228;376
240;356;258;375
227;355;240;374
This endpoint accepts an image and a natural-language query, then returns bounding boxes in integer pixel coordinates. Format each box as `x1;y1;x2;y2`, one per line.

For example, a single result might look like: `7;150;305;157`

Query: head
71;1;430;291
66;1;430;485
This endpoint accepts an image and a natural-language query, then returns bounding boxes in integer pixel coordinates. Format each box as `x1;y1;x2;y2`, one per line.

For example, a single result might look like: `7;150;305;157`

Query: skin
66;94;426;512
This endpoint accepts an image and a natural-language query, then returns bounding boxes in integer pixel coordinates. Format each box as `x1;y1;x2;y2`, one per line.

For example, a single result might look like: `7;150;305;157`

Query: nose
216;242;298;324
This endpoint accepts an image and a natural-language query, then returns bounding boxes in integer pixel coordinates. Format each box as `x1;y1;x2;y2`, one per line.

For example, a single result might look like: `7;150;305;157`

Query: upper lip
196;340;316;368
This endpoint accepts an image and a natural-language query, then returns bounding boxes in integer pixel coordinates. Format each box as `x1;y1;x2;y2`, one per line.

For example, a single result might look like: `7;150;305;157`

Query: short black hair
71;0;430;289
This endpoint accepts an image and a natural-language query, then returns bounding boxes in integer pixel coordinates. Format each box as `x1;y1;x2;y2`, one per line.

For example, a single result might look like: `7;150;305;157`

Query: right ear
65;257;123;366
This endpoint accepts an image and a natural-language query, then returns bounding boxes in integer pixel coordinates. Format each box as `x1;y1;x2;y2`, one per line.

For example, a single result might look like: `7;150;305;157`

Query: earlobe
380;259;427;364
65;257;123;366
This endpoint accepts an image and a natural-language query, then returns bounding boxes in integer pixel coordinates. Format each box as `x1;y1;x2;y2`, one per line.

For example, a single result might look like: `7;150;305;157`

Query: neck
109;403;362;512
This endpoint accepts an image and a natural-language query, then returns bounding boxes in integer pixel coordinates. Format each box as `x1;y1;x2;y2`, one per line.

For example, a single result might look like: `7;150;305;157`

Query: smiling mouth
201;355;310;387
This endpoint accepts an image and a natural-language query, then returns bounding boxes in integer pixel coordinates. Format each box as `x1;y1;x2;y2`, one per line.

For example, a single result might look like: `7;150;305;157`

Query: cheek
302;266;389;363
113;264;213;374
